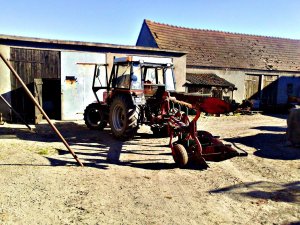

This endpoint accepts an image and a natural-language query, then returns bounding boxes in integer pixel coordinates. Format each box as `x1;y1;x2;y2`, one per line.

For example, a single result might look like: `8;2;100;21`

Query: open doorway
42;79;61;120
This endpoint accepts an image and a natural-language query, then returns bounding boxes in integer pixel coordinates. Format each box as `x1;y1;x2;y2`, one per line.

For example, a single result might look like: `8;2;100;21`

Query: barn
0;34;186;123
136;19;300;111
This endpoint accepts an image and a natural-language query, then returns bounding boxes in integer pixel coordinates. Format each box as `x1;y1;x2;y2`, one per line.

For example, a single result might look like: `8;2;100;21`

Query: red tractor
84;56;246;168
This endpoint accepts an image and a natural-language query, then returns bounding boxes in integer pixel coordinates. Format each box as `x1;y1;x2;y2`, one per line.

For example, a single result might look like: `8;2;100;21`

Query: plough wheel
172;144;188;167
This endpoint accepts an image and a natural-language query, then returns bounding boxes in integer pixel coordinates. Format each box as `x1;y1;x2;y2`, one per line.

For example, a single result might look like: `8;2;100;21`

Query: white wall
0;45;11;120
173;55;187;92
61;51;106;120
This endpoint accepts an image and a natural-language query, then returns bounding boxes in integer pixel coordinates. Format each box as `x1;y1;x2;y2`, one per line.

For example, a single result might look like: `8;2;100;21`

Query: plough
165;94;247;168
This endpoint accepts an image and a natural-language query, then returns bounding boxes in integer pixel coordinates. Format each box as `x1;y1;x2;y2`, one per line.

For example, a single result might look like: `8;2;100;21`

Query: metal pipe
0;94;32;130
0;53;84;167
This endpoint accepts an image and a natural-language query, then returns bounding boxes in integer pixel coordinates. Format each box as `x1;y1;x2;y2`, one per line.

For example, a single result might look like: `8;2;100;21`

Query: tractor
84;56;177;139
84;56;246;168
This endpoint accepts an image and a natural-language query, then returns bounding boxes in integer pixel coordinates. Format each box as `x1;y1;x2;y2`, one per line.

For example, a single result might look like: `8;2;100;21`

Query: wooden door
245;75;261;100
261;75;278;105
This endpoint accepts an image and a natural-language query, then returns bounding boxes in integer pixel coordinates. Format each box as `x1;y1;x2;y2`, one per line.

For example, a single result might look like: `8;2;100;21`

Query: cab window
116;64;131;89
131;63;142;90
165;68;175;91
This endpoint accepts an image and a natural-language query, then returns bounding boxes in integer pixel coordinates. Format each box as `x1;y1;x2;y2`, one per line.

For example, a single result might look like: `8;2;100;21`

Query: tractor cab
108;56;176;103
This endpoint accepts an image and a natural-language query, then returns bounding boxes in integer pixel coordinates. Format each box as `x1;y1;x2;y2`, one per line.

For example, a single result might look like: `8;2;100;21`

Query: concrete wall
106;53;126;74
187;67;300;104
61;51;106;120
173;55;186;92
0;45;11;120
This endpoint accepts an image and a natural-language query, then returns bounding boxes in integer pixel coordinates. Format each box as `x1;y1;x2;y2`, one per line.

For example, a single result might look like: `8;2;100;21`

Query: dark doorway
10;80;40;124
42;79;61;120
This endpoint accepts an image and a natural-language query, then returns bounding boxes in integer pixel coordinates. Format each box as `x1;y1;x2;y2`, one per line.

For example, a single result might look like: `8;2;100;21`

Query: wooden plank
245;74;260;99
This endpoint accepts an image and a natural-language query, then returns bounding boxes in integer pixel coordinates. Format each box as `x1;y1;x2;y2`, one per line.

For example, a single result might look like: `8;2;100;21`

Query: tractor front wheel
172;144;188;167
84;103;107;130
109;96;139;140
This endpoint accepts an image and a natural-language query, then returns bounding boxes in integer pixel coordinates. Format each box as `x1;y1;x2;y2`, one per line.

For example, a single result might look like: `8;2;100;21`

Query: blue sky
1;0;299;45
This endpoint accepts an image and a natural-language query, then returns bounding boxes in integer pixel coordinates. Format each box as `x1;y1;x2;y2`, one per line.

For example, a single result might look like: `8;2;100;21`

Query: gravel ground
0;114;299;225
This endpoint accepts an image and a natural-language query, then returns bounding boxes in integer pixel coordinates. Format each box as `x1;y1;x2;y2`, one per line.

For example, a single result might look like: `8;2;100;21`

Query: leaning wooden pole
0;53;84;167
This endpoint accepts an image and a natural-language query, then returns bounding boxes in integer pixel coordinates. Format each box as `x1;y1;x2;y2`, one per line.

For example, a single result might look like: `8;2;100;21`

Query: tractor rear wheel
172;144;188;167
109;96;139;140
84;103;107;130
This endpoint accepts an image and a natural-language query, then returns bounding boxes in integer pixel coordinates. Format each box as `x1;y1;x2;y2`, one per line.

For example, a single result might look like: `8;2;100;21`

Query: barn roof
141;20;300;72
186;73;235;88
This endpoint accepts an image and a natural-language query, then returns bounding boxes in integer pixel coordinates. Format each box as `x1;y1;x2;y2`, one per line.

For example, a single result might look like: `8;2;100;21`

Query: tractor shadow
0;121;182;170
0;121;250;170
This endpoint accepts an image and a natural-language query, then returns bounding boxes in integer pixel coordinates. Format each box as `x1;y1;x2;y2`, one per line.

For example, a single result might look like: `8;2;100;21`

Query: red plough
167;95;247;168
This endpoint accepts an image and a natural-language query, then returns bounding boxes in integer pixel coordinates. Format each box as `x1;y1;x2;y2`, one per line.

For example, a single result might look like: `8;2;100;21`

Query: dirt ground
0;113;299;225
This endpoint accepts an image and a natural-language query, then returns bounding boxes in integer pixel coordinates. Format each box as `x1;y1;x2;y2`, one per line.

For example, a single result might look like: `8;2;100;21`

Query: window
94;65;107;88
145;68;156;83
143;67;175;91
116;64;131;89
165;68;175;91
131;63;142;90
